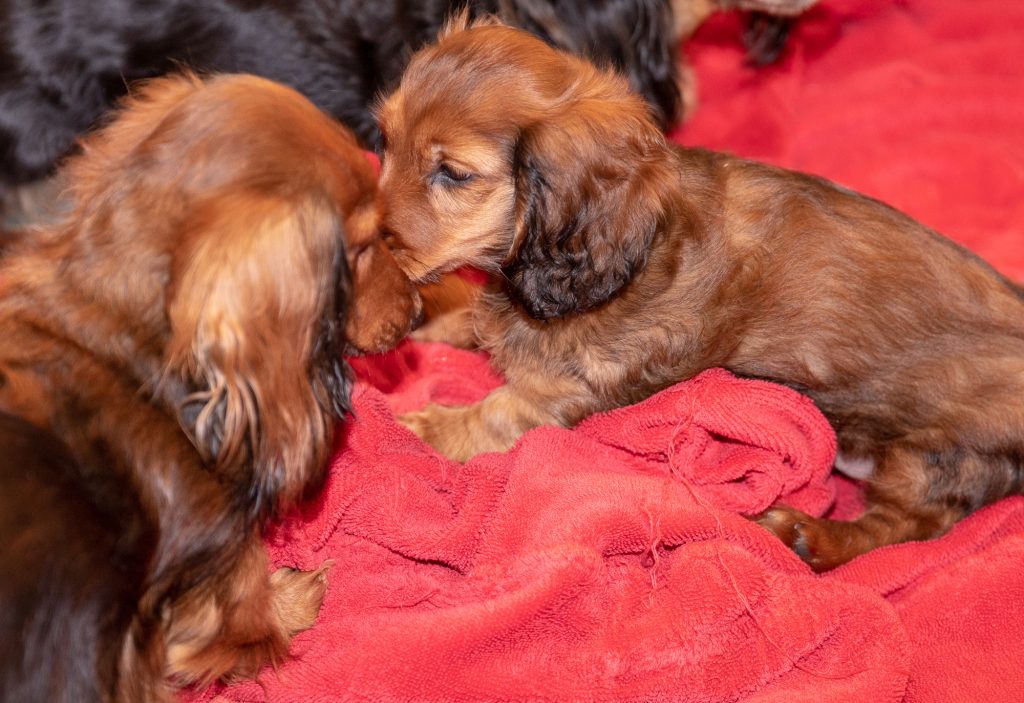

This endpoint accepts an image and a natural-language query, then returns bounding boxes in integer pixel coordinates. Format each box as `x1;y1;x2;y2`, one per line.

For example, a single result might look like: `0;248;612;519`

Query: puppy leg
268;563;334;637
165;538;330;685
760;444;1022;571
401;378;589;462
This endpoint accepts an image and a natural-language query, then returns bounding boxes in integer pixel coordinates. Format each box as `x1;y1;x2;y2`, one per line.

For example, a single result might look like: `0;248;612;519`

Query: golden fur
0;73;419;699
376;21;1024;571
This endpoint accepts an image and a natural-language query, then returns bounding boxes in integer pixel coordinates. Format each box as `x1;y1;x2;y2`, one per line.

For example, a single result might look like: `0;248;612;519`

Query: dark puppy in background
0;73;420;701
377;20;1024;571
0;0;815;228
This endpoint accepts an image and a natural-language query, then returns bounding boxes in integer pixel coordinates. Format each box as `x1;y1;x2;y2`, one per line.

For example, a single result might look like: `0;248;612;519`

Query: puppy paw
216;563;332;682
757;507;855;572
399;405;462;458
399;404;486;462
269;561;332;636
399;407;436;443
166;563;333;686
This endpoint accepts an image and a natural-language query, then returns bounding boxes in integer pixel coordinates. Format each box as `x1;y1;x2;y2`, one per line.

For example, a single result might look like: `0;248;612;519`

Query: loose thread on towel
664;387;873;682
641;505;664;608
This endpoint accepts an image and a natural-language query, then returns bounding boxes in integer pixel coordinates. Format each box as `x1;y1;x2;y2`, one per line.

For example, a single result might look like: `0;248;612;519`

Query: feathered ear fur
165;190;350;518
503;70;673;320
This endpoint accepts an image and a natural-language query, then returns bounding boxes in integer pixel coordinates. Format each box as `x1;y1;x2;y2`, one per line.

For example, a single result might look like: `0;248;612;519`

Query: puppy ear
166;191;350;517
504;78;672;320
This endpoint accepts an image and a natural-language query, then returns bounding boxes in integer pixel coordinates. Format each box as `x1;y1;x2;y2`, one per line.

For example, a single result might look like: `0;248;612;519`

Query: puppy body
0;73;419;698
378;23;1024;570
0;412;155;703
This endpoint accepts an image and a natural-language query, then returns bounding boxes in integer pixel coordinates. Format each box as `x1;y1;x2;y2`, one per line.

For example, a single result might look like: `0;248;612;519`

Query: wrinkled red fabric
186;356;908;703
677;0;1024;281
182;1;1024;700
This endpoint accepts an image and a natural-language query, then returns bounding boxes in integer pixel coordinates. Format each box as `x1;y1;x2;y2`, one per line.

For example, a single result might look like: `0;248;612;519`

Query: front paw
399;404;488;462
757;507;853;572
269;562;332;636
399;407;439;444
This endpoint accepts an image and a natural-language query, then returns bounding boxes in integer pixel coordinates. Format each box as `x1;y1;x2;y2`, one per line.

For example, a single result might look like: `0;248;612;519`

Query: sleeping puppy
0;0;816;231
0;73;419;700
376;19;1024;571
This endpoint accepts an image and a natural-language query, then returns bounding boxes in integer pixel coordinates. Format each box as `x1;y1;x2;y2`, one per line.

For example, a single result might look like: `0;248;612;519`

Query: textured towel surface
183;0;1024;700
186;359;908;702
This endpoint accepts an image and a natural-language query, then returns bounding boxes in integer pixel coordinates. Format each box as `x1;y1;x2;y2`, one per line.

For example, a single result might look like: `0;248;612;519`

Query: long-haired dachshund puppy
0;0;815;229
0;73;420;700
376;19;1024;571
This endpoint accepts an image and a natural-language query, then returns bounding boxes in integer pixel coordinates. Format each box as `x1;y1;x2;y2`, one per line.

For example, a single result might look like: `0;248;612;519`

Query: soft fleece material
183;1;1024;700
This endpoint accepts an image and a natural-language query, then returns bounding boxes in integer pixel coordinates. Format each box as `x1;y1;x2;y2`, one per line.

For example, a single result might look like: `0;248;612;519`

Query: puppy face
376;20;545;282
378;21;673;319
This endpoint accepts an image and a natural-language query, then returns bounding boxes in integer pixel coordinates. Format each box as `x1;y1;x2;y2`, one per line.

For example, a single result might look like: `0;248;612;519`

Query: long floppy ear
165;190;351;518
504;82;673;320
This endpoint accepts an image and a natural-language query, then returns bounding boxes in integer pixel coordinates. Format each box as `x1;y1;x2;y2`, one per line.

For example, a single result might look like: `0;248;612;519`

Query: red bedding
184;1;1024;700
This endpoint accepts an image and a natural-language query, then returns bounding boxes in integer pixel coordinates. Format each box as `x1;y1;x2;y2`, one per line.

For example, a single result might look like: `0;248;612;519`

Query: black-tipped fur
504;119;667;320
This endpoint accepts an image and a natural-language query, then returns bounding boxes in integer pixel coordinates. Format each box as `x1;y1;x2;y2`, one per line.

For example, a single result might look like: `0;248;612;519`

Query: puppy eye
433;162;473;186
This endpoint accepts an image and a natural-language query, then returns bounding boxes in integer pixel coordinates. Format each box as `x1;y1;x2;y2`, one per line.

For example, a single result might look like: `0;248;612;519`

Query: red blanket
185;1;1024;700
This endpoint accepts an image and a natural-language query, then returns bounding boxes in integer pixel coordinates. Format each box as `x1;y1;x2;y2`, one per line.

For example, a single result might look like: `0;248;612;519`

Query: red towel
182;0;1024;700
184;353;909;702
677;0;1024;280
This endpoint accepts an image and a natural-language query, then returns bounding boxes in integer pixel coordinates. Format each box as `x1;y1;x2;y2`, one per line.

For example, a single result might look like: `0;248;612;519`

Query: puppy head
66;74;420;515
378;20;673;319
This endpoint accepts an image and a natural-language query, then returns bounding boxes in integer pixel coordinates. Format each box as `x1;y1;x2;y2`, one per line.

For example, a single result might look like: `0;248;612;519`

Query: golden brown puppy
376;19;1024;572
0;73;420;700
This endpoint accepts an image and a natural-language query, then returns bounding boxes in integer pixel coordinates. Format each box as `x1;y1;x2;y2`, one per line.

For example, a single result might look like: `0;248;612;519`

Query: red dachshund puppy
0;73;420;701
376;19;1024;571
